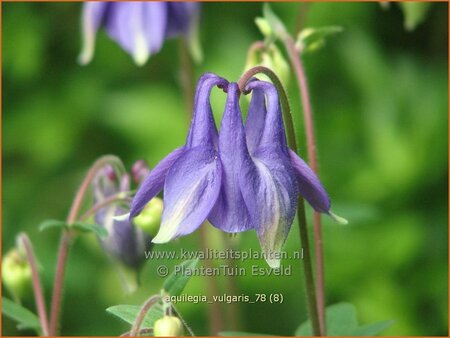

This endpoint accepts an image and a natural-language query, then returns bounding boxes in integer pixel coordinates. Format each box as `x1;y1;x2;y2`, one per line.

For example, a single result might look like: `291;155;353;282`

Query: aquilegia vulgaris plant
4;3;419;336
130;72;341;268
79;1;200;65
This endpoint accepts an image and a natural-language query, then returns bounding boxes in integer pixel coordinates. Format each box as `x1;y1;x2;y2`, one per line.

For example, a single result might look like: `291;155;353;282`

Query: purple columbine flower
129;73;227;240
94;164;152;269
130;73;337;267
79;2;200;65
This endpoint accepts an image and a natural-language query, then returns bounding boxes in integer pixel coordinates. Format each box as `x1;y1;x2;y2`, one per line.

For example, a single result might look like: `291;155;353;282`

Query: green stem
238;66;321;336
281;34;326;335
238;66;297;150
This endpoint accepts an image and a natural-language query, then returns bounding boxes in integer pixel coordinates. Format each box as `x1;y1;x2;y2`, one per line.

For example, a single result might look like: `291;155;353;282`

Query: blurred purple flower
93;163;152;269
130;73;335;267
79;2;200;65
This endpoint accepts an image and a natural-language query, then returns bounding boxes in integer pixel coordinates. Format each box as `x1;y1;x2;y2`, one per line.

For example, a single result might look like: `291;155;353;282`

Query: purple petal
245;86;267;154
245;80;289;151
209;83;254;233
186;73;228;149
130;147;185;218
141;3;168;54
244;80;300;267
153;146;221;243
96;206;150;268
83;2;109;28
166;3;200;38
105;2;168;65
79;2;110;64
242;146;299;268
289;149;331;213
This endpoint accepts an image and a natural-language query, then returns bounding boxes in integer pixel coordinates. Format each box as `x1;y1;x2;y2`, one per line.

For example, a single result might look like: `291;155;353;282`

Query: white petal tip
133;35;150;66
266;259;281;269
133;53;149;66
151;224;176;244
329;211;348;225
78;51;92;66
113;212;130;222
151;235;171;244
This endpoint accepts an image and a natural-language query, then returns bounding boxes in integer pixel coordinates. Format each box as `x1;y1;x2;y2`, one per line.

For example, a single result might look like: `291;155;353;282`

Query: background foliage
2;2;448;336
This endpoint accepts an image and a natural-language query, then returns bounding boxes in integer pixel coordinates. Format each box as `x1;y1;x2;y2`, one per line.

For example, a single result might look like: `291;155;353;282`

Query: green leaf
297;26;343;53
72;222;108;238
163;259;199;296
400;2;432;31
295;303;394;336
219;331;270;336
351;320;395;336
296;303;357;336
2;297;41;332
295;321;311;336
106;303;164;328
38;219;67;232
39;220;107;237
326;303;358;335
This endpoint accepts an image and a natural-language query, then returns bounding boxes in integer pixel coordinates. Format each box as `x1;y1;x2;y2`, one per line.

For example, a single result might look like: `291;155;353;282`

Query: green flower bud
255;17;272;39
2;249;32;300
244;44;290;89
153;315;184;337
133;197;163;237
262;45;290;88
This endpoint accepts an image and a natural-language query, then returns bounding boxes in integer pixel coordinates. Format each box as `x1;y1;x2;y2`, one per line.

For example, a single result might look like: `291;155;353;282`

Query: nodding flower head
79;2;200;65
130;73;338;268
93;162;152;269
130;73;227;242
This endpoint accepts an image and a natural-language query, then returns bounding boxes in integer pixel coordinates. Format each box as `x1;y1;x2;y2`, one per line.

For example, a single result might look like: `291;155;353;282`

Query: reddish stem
49;155;124;335
79;193;132;222
19;234;50;336
238;66;321;336
48;231;73;336
283;35;326;335
130;295;161;336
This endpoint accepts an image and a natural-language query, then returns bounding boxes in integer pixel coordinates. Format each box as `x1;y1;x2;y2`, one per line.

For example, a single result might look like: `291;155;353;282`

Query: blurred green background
2;2;448;336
